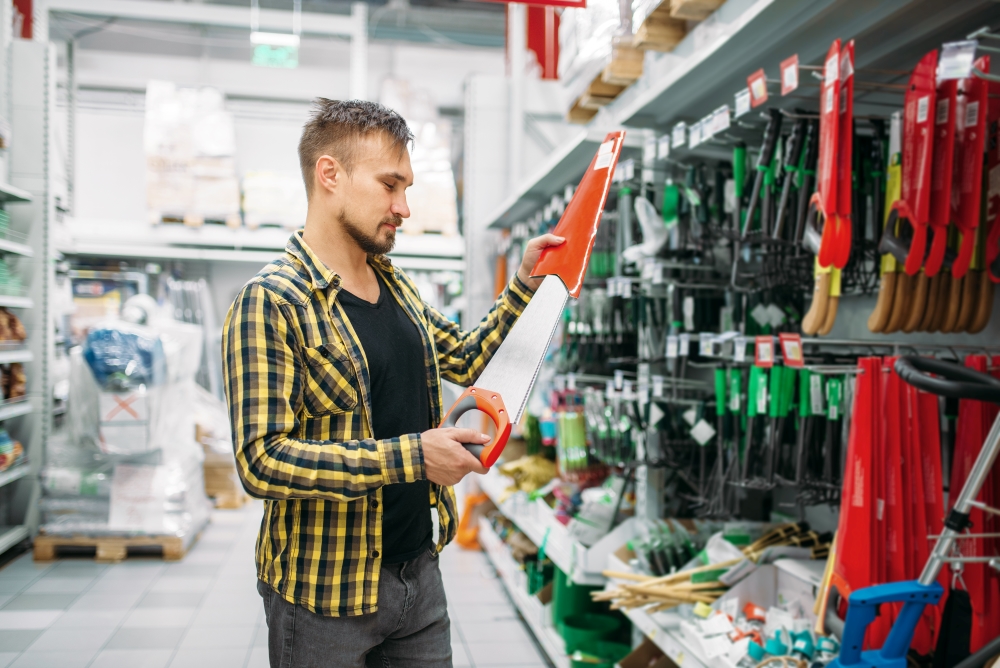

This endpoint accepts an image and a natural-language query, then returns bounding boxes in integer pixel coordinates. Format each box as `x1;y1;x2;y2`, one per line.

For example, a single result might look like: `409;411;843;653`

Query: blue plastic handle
829;580;943;668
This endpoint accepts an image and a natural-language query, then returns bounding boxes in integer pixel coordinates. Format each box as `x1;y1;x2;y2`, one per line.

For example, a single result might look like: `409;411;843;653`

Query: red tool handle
815;40;841;270
899;50;939;276
951;56;990;279
829;41;855;270
532;131;625;298
439;387;512;468
986;76;1000;283
925;78;958;277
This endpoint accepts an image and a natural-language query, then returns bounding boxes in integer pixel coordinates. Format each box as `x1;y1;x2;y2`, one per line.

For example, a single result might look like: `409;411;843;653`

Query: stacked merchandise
0;429;24;473
40;297;211;541
193;384;245;509
241;171;307;230
144;80;241;227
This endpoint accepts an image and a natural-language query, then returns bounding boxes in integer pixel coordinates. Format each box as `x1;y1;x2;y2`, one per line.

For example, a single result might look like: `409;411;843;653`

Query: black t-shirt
338;272;433;564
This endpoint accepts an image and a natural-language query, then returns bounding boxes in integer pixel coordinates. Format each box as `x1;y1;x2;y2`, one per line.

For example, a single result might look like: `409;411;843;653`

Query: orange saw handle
439;387;512;468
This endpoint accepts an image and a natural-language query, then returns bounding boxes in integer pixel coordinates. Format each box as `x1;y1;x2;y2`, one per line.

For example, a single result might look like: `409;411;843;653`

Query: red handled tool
986;76;1000;283
812;40;841;268
439;132;625;467
828;40;854;269
925;78;958;277
951;56;990;279
879;50;938;276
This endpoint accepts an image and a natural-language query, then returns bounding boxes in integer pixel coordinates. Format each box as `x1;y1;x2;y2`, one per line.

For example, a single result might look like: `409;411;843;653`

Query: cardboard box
98;388;152;455
617;637;677;668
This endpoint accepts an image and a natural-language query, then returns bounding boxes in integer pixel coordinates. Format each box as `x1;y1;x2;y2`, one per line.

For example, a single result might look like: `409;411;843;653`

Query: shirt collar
286;230;398;292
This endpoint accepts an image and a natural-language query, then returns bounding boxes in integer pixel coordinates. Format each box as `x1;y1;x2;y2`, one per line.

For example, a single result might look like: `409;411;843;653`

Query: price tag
734;88;751;118
683;296;695;331
567;373;577;392
666;335;679;359
711;105;731;135
826;378;843;420
623;380;634;398
682;407;697;426
639;383;650;405
756;380;768;414
657;134;671;160
679;333;690;356
755;336;775;368
652;375;664;397
690;419;716;446
733;336;748;363
622;158;635;181
939;40;978;80
554;375;566;392
699;335;715;357
766;303;786;327
621;279;633;299
672;122;687;148
747;69;768;108
778;333;804;368
729;373;741;412
810;374;824;415
643;136;657;164
605;380;616;399
780;54;799;95
689;120;703;147
614;369;625;390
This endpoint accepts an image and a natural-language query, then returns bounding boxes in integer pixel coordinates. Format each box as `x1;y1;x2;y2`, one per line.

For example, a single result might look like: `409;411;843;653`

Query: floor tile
460;619;533;644
179;624;255;649
1;594;78;610
48;609;129;629
97;565;164;582
0;610;63;630
198;591;261;610
28;625;116;652
8;650;96;668
160;564;220;579
137;592;204;608
179;551;229;566
246;647;269;668
89;649;174;668
0;579;32;594
167;648;247;668
252;624;268;648
452;642;472;667
149;577;213;593
22;577;95;594
448;602;519;623
68;592;140;610
0;630;43;652
191;604;260;627
86;579;149;595
466;640;549;666
105;627;186;650
46;562;108;578
122;607;197;628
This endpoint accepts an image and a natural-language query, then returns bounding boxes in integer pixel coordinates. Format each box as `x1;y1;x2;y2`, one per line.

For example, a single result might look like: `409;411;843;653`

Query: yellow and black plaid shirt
222;231;534;617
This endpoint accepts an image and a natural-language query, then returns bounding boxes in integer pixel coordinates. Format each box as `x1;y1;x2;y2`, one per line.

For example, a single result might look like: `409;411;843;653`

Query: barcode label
936;98;950;125
917;96;930;124
966;101;980;128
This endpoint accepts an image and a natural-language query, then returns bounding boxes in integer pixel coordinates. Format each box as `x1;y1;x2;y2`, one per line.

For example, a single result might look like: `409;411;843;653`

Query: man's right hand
421;428;489;486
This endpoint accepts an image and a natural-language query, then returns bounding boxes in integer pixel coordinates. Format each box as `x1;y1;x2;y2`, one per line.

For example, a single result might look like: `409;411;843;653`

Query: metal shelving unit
0;183;31;204
0;464;30;491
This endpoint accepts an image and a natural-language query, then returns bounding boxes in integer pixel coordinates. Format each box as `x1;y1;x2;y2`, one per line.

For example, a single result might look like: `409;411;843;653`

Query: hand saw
439;131;625;467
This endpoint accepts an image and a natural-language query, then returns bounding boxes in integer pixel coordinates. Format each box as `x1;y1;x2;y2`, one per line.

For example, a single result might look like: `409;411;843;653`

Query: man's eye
383;182;394;190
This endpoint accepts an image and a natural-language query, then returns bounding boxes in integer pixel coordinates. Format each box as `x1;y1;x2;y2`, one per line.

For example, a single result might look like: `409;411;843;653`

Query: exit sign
253;44;298;68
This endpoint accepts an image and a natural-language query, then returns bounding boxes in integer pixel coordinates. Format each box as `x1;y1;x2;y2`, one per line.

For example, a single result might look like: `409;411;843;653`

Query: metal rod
920;411;1000;585
968;500;1000;516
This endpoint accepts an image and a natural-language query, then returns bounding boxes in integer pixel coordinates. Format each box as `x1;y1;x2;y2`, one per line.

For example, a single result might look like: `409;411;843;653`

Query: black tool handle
756;109;784;169
895;356;1000;404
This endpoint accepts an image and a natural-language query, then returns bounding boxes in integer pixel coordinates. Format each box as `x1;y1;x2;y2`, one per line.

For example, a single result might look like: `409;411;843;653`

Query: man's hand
421;428;490;486
517;234;566;291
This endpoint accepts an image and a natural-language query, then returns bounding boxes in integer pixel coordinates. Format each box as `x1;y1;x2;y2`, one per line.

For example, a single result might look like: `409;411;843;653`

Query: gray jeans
258;547;452;668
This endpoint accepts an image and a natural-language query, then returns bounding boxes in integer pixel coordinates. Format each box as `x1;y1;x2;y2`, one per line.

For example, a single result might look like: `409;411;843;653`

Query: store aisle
0;502;550;668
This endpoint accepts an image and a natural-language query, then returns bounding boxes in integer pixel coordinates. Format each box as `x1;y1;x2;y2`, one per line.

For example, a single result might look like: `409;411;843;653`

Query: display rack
478;515;571;668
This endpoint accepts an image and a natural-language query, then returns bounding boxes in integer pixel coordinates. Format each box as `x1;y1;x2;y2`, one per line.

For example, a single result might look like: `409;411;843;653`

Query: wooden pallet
567;99;598;124
602;38;645;86
633;6;687;52
33;533;192;563
670;0;725;20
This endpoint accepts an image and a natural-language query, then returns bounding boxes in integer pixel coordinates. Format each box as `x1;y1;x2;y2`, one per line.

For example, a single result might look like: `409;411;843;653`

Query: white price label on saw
679;333;691;356
734;336;748;363
734;88;751;118
666;335;678;359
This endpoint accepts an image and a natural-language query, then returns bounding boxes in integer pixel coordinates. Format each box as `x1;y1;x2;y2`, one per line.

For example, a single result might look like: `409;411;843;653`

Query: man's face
330;133;413;255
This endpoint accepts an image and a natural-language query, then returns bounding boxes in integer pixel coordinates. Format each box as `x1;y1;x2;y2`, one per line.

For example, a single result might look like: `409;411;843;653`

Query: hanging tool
774;116;807;241
822;40;855;270
440;132;626;466
808;40;841;264
741;109;784;241
793;120;820;253
951;56;990;281
879;49;939;277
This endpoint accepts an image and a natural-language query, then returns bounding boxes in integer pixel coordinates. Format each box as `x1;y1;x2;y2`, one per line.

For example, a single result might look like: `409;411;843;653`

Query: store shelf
479;468;634;586
603;553;712;668
478;516;570;668
0;400;32;422
0;347;32;364
56;220;465;270
486;128;646;229
0;464;29;490
0;296;32;309
0;183;31;204
0;525;29;556
0;238;32;258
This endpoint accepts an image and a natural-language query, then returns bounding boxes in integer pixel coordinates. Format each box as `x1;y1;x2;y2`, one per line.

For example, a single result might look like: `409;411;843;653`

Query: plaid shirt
222;231;534;617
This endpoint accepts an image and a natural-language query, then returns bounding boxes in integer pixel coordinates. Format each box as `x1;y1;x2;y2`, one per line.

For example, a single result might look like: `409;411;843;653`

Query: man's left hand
516;234;566;291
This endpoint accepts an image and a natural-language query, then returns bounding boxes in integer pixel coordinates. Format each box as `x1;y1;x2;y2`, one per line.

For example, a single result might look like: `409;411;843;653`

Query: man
222;98;562;668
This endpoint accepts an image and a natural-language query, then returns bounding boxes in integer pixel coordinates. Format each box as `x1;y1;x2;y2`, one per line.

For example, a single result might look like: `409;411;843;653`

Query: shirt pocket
301;343;359;416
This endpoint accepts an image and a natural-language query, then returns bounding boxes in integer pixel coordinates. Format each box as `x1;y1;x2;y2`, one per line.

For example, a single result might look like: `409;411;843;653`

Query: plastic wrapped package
558;0;622;102
42;316;212;538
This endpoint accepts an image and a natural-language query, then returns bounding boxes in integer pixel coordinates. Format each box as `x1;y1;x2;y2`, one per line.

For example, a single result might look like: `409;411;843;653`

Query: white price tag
757;381;768;414
643;136;656;164
621;279;633;298
699;335;714;357
825;53;839;84
690;419;716;446
622;158;635;181
567;373;577;392
711;105;731;135
966;100;980;128
657;134;671;160
683;296;695;331
917;95;930;124
666;335;679;359
614;369;625;390
939;40;978;81
652;375;664;397
734;88;751;117
756;338;774;366
689;121;703;147
605;380;616;399
554;375;566;392
672;122;687;148
623;380;634;398
595;152;614;170
682;408;697;426
734;336;748;362
679;333;690;356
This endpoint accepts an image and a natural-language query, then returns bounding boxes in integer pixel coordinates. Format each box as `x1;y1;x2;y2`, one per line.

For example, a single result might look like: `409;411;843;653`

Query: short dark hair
298;98;413;198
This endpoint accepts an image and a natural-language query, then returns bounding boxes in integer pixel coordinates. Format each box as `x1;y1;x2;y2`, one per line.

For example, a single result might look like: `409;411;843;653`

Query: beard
338;210;401;255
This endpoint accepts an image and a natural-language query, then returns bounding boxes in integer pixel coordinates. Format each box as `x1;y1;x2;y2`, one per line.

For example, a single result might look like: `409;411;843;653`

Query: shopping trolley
829;356;1000;668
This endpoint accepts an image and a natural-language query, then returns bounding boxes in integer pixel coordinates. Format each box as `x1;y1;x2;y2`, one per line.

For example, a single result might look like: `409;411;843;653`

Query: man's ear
314;155;343;195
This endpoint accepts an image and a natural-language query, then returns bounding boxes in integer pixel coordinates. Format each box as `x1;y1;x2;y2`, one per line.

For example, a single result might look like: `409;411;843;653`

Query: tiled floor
0;502;550;668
